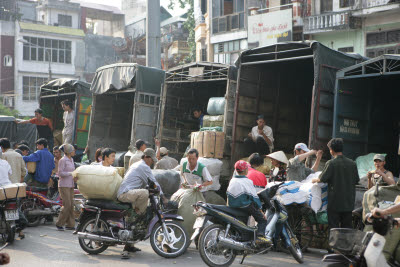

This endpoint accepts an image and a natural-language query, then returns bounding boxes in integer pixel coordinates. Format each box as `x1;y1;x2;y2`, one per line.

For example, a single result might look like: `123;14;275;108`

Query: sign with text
248;9;293;47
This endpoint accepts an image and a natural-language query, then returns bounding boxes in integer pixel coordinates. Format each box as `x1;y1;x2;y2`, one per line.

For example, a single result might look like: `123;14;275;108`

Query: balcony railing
212;12;245;34
360;0;398;8
304;11;357;34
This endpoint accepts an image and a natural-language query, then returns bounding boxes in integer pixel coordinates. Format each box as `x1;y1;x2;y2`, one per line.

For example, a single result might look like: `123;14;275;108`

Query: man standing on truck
17;108;54;151
312;138;359;229
244;115;274;156
61;100;75;145
193;108;204;129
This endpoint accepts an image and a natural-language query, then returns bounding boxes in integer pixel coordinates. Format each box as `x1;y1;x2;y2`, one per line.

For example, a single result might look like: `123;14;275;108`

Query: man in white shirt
0;149;12;186
61;100;75;144
0;138;26;183
129;139;147;167
244;115;274;156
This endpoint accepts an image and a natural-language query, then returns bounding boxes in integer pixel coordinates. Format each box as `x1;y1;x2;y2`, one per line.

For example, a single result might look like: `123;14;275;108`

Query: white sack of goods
152;170;181;199
267;181;308;206
300;172;328;213
180;157;223;191
72;165;123;200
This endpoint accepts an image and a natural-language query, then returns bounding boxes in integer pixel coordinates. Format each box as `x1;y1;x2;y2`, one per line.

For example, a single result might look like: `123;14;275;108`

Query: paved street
5;223;330;267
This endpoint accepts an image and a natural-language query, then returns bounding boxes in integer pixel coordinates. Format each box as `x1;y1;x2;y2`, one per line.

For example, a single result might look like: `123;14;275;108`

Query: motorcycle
76;179;190;258
192;182;303;267
0;198;19;244
323;212;400;267
20;176;83;226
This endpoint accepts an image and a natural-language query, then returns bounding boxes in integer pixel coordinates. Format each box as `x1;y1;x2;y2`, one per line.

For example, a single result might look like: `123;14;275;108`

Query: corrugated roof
19;22;85;37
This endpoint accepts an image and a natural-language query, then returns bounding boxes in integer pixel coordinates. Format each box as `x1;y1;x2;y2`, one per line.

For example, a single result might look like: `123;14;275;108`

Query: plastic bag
152;170;181;199
356;153;386;178
207;97;225;115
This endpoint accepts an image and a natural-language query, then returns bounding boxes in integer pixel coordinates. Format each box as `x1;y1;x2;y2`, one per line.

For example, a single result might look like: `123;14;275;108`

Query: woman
56;144;76;231
267;151;289;183
367;154;395;189
90;148;103;165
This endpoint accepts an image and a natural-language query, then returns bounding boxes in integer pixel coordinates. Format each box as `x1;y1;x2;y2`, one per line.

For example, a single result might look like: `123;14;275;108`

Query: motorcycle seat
209;204;249;218
26;186;48;192
86;199;131;210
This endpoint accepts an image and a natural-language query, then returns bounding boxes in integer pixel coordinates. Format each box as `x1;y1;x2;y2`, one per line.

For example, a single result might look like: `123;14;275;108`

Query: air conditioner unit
2;96;14;108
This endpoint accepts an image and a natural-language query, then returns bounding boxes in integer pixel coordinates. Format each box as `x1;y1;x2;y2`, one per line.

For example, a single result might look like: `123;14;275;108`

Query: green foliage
0;98;20;117
168;0;196;63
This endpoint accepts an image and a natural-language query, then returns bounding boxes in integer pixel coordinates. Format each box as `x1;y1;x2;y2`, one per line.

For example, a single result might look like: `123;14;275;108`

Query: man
227;160;270;244
17;108;54;151
244;115;274;155
154;147;179;170
247;153;267;189
23;138;55;187
0;150;12;186
193;108;204;129
52;146;62;175
287;143;323;182
61;100;75;144
367;154;395;189
312;138;359;229
117;148;162;258
181;148;213;192
0;138;26;184
129;139;147;167
16;145;30;156
101;148;116;167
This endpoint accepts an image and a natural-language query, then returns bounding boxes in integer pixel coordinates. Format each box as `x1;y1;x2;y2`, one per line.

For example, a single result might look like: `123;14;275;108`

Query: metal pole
146;0;161;68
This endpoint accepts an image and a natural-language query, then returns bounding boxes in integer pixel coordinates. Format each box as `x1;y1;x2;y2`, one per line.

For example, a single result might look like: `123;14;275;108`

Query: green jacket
319;155;360;212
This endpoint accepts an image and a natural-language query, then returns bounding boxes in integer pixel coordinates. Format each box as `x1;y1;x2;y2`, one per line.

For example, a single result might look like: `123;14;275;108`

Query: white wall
38;8;80;28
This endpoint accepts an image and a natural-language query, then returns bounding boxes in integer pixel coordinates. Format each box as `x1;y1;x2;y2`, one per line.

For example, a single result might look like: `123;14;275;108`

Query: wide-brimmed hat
266;151;289;165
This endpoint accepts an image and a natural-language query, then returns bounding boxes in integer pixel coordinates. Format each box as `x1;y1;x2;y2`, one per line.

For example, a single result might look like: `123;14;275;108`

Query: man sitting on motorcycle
117;148;163;258
227;160;270;244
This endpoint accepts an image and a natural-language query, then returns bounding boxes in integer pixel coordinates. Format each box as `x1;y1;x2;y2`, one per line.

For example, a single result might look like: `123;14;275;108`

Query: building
121;0;172;23
194;0;307;64
303;0;400;56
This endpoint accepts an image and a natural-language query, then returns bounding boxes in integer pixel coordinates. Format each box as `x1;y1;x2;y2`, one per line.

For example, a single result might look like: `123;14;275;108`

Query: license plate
193;216;205;228
5;210;19;221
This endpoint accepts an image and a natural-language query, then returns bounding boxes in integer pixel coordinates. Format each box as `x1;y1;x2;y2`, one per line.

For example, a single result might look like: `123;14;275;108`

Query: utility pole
146;0;161;68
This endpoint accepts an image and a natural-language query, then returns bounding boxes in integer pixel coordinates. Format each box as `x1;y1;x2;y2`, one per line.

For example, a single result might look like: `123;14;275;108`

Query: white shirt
63;110;75;136
0;159;12;186
129;150;144;167
251;125;274;143
181;162;213;192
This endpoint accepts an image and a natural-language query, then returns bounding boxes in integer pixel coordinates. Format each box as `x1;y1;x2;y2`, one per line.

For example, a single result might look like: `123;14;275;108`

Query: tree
168;0;195;63
0;98;20;117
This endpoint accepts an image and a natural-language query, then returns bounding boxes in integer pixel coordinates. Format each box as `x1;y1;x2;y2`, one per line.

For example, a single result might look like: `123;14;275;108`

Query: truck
86;63;165;163
40;78;92;151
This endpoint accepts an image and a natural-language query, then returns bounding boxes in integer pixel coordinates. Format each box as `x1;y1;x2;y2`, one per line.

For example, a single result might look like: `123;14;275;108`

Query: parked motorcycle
323;212;398;267
192;182;303;267
20;176;83;226
0;198;19;244
76;179;190;258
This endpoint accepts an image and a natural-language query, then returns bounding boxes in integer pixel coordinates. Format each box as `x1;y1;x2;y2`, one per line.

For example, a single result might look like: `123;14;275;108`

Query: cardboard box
191;131;225;159
0;183;27;200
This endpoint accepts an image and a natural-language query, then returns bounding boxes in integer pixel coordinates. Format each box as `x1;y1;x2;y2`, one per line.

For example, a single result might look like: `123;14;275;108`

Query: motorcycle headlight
193;206;207;216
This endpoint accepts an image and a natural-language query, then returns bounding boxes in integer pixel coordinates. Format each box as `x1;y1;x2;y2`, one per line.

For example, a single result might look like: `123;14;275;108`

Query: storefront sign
339;118;360;135
247;9;292;47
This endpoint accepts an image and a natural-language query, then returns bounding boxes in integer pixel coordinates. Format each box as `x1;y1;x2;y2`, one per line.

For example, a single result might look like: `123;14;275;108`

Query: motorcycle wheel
77;216;109;255
199;224;236;267
150;221;189;258
286;224;304;264
20;199;42;227
0;218;14;244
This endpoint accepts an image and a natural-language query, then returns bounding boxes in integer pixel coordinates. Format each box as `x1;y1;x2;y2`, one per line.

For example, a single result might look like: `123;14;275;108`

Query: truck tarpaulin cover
40;78;91;95
0;116;37;150
90;63;165;95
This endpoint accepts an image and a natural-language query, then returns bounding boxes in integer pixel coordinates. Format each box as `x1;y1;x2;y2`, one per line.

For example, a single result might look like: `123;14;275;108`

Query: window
201;48;207;61
340;0;354;8
22;36;72;64
321;0;333;12
367;32;386;46
58;14;72;27
338;47;354;53
366;46;400;58
213;40;243;64
22;76;48;101
3;55;12;67
212;0;245;34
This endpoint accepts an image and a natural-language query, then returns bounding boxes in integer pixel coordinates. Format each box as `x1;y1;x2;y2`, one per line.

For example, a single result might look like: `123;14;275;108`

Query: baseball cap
234;160;249;172
160;147;168;156
373;154;385;162
294;143;310;152
144;148;158;163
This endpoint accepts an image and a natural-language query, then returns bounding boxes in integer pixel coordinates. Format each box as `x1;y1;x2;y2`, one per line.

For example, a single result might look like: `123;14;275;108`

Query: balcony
304;11;361;34
352;0;400;16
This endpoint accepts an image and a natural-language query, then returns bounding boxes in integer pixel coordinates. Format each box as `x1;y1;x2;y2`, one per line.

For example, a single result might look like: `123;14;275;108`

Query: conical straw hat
266;151;289;165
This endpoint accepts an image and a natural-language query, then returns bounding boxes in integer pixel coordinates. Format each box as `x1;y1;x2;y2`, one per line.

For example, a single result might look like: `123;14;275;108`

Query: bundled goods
27;162;36;174
202;115;224;128
207;97;225;116
115;167;125;178
191;131;224;159
0;183;27;200
267;181;308;205
72;165;122;200
152;170;181;198
300;172;328;213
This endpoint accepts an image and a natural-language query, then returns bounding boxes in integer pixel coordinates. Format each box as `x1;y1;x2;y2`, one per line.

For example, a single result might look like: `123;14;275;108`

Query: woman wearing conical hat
266;151;288;183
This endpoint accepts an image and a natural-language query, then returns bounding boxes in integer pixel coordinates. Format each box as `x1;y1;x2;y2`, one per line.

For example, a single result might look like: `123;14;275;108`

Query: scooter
0;198;19;244
192;182;303;267
323;212;398;267
20;176;83;226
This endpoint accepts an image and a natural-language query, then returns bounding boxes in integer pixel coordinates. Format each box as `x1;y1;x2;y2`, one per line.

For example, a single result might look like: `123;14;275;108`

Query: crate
0;183;27;200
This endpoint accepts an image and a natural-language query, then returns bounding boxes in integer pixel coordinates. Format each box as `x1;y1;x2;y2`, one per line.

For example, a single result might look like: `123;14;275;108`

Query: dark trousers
244;136;270;156
327;210;353;229
240;203;267;236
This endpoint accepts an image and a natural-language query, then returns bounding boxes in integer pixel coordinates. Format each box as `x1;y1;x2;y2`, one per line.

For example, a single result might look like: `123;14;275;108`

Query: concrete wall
125;18;146;39
312;30;364;55
38;8;80;29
